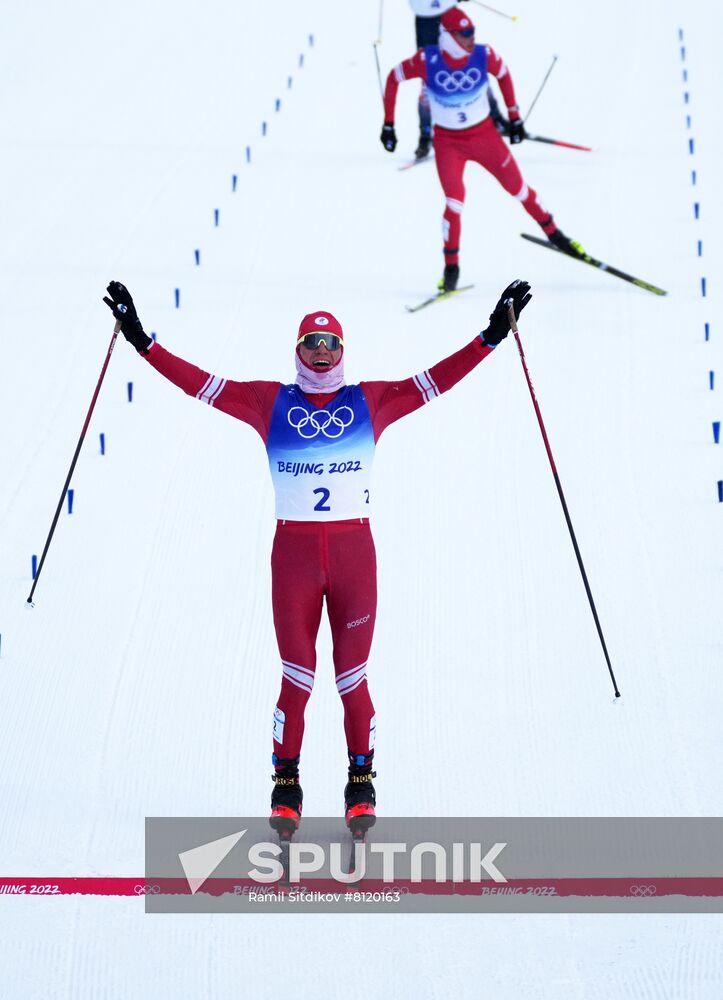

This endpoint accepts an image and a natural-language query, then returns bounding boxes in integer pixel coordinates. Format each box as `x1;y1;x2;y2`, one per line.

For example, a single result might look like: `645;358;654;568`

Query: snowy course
1;0;722;996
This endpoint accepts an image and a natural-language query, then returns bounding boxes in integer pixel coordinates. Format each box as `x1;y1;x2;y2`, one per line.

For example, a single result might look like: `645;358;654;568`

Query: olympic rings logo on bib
288;405;354;439
434;67;482;93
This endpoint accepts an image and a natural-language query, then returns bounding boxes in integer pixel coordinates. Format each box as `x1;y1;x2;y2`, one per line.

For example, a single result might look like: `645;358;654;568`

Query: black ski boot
344;750;376;833
414;133;432;160
541;217;585;258
547;229;585;257
269;756;303;837
437;263;460;293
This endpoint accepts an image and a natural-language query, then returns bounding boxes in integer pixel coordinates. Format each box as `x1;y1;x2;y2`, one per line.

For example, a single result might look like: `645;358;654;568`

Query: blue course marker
698;240;703;257
701;277;707;297
194;249;201;265
689;137;694;154
127;382;133;402
246;146;251;163
705;322;710;341
275;98;281;112
683;68;688;82
174;288;180;308
678;28;684;41
684;91;689;104
710;372;715;391
31;555;38;579
686;114;691;128
214;208;220;226
299;53;304;68
288;76;293;89
232;174;237;192
262;121;267;136
719;481;723;503
309;34;314;46
100;432;105;455
714;422;721;444
694;202;700;219
67;489;74;514
680;45;686;60
691;169;696;185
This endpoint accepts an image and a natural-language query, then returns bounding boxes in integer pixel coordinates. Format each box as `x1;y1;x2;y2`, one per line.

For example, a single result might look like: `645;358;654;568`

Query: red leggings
434;118;553;266
270;520;377;762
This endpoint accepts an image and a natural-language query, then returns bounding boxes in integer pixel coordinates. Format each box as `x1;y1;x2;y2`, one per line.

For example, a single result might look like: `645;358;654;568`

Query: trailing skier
381;6;583;291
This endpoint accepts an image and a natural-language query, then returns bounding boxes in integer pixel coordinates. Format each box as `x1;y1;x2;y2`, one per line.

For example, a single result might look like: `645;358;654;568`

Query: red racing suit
144;335;493;762
384;45;556;266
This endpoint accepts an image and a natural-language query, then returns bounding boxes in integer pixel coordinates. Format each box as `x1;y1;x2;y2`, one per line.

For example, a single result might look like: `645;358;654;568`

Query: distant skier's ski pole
525;134;592;152
26;321;121;606
468;0;517;21
507;304;621;698
524;55;558;123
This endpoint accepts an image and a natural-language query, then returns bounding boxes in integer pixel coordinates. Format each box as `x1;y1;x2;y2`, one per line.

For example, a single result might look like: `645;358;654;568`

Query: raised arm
103;281;280;441
362;280;532;439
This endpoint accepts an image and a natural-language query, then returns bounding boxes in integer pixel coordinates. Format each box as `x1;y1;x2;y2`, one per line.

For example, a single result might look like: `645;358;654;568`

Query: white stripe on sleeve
413;369;441;404
196;375;226;406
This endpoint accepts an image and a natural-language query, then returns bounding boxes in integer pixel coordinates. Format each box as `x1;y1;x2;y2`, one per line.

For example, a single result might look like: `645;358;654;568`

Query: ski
344;821;372;877
405;284;475;313
520;234;667;296
276;828;294;885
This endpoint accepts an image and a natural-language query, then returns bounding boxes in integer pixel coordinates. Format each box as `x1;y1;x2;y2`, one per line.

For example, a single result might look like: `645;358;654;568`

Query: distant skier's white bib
408;0;456;15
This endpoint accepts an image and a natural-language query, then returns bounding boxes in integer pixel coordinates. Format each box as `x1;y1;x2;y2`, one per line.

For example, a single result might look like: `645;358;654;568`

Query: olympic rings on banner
287;405;354;439
630;885;657;897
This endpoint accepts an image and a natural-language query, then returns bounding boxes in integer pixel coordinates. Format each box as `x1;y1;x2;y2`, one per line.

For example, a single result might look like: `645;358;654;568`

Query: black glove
103;281;153;355
481;280;532;347
508;117;527;145
380;123;397;153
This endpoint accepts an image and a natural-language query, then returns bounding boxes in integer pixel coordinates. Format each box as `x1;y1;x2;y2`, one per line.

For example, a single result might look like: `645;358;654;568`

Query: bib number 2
311;488;370;513
313;488;331;512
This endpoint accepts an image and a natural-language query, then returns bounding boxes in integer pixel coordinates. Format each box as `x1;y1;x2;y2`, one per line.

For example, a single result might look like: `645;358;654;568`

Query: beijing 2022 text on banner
140;817;723;913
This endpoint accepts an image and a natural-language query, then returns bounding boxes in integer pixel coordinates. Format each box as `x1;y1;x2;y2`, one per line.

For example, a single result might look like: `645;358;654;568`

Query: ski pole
467;0;517;21
376;0;384;44
525;133;592;153
507;304;621;698
26;320;121;606
524;55;558;124
372;42;384;103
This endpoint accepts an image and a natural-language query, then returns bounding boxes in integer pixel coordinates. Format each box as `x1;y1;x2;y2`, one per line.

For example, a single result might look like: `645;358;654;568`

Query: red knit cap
440;7;475;33
297;310;344;341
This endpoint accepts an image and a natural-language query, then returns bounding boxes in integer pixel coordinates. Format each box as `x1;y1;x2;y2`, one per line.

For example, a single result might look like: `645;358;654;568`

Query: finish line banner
141;817;723;913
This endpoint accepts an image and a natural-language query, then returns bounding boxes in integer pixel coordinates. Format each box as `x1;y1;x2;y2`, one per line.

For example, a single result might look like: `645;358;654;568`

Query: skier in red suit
103;277;532;835
381;6;583;292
